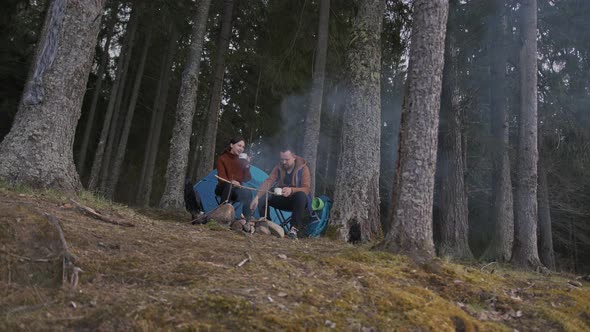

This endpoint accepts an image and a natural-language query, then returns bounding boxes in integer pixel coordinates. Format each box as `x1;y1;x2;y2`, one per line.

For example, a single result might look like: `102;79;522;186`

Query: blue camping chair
272;199;321;235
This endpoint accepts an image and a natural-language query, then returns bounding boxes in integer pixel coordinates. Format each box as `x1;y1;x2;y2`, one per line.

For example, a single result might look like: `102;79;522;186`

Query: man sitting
249;146;311;239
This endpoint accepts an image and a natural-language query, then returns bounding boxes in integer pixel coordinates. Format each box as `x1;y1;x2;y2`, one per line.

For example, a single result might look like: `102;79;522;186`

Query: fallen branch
5;300;57;317
45;214;76;264
0;248;56;263
523;282;536;291
69;199;134;227
215;175;273;194
237;252;252;268
44;214;82;289
45;214;73;284
481;261;497;272
70;266;84;289
568;280;582;288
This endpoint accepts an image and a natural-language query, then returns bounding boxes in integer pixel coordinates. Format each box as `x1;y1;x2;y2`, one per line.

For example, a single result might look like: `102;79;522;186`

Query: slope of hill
1;185;589;331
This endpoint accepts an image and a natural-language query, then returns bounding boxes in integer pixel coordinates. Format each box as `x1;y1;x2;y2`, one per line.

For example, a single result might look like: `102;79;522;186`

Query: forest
1;0;589;276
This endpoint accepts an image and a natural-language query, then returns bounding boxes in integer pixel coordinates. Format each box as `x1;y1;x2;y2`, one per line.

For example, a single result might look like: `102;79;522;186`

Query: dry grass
0;184;589;331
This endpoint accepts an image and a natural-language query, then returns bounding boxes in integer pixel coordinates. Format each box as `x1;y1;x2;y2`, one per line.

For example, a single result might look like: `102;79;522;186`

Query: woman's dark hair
226;136;245;150
229;136;245;145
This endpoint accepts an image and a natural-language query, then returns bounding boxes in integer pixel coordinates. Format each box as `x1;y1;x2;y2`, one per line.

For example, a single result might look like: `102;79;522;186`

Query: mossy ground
0;184;589;331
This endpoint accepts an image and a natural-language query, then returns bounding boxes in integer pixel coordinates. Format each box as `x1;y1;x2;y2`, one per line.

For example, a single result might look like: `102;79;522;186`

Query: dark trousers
215;183;253;219
258;191;307;230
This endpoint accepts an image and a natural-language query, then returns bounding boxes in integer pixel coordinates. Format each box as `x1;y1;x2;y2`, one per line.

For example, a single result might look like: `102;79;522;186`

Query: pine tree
330;0;384;243
436;0;473;259
159;0;212;209
380;0;449;258
0;0;106;191
301;0;330;197
511;0;544;270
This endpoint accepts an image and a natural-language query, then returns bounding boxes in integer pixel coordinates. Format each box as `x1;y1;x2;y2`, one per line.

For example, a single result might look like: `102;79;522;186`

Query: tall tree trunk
380;0;449;259
136;41;168;204
106;25;153;199
330;0;384;243
302;0;330;197
194;0;231;181
99;11;140;194
511;0;543;270
570;219;578;273
77;7;118;176
0;0;106;192
318;84;338;195
436;1;472;260
99;52;134;193
481;0;514;262
538;153;555;270
160;0;212;209
136;26;178;207
325;85;344;198
189;110;206;180
88;7;139;191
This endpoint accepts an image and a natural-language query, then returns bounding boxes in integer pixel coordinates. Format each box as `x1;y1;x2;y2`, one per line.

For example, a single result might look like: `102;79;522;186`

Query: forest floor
0;184;589;332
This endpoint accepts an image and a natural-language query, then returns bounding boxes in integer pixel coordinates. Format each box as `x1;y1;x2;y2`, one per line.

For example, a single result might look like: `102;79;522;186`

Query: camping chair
272;200;321;235
273;207;292;233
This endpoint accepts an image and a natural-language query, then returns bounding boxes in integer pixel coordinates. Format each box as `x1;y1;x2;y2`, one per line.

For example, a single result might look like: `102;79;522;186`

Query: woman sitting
215;136;254;222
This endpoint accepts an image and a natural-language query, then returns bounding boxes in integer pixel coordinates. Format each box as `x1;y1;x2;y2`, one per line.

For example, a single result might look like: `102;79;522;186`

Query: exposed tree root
44;213;83;289
69;199;134;227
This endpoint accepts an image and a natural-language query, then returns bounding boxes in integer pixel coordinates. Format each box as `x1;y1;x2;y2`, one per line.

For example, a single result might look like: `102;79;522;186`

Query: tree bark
189;110;206;180
99;10;140;194
569;219;578;273
194;0;231;182
159;0;212;209
87;6;139;191
106;25;153;199
135;25;178;207
380;0;449;259
436;2;473;260
481;0;514;263
318;84;339;195
99;55;133;193
77;7;118;176
538;153;555;270
0;0;106;192
136;36;169;204
330;0;384;243
302;0;330;197
511;0;543;270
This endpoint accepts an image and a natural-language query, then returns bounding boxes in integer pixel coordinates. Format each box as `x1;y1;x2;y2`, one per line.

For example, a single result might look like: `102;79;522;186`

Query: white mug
239;153;248;160
274;188;283;195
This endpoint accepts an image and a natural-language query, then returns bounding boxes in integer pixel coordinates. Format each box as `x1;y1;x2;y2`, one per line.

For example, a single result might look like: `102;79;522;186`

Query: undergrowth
0;183;588;331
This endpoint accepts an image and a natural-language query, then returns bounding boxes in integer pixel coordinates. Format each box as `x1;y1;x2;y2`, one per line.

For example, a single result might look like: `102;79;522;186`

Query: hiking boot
288;227;298;239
